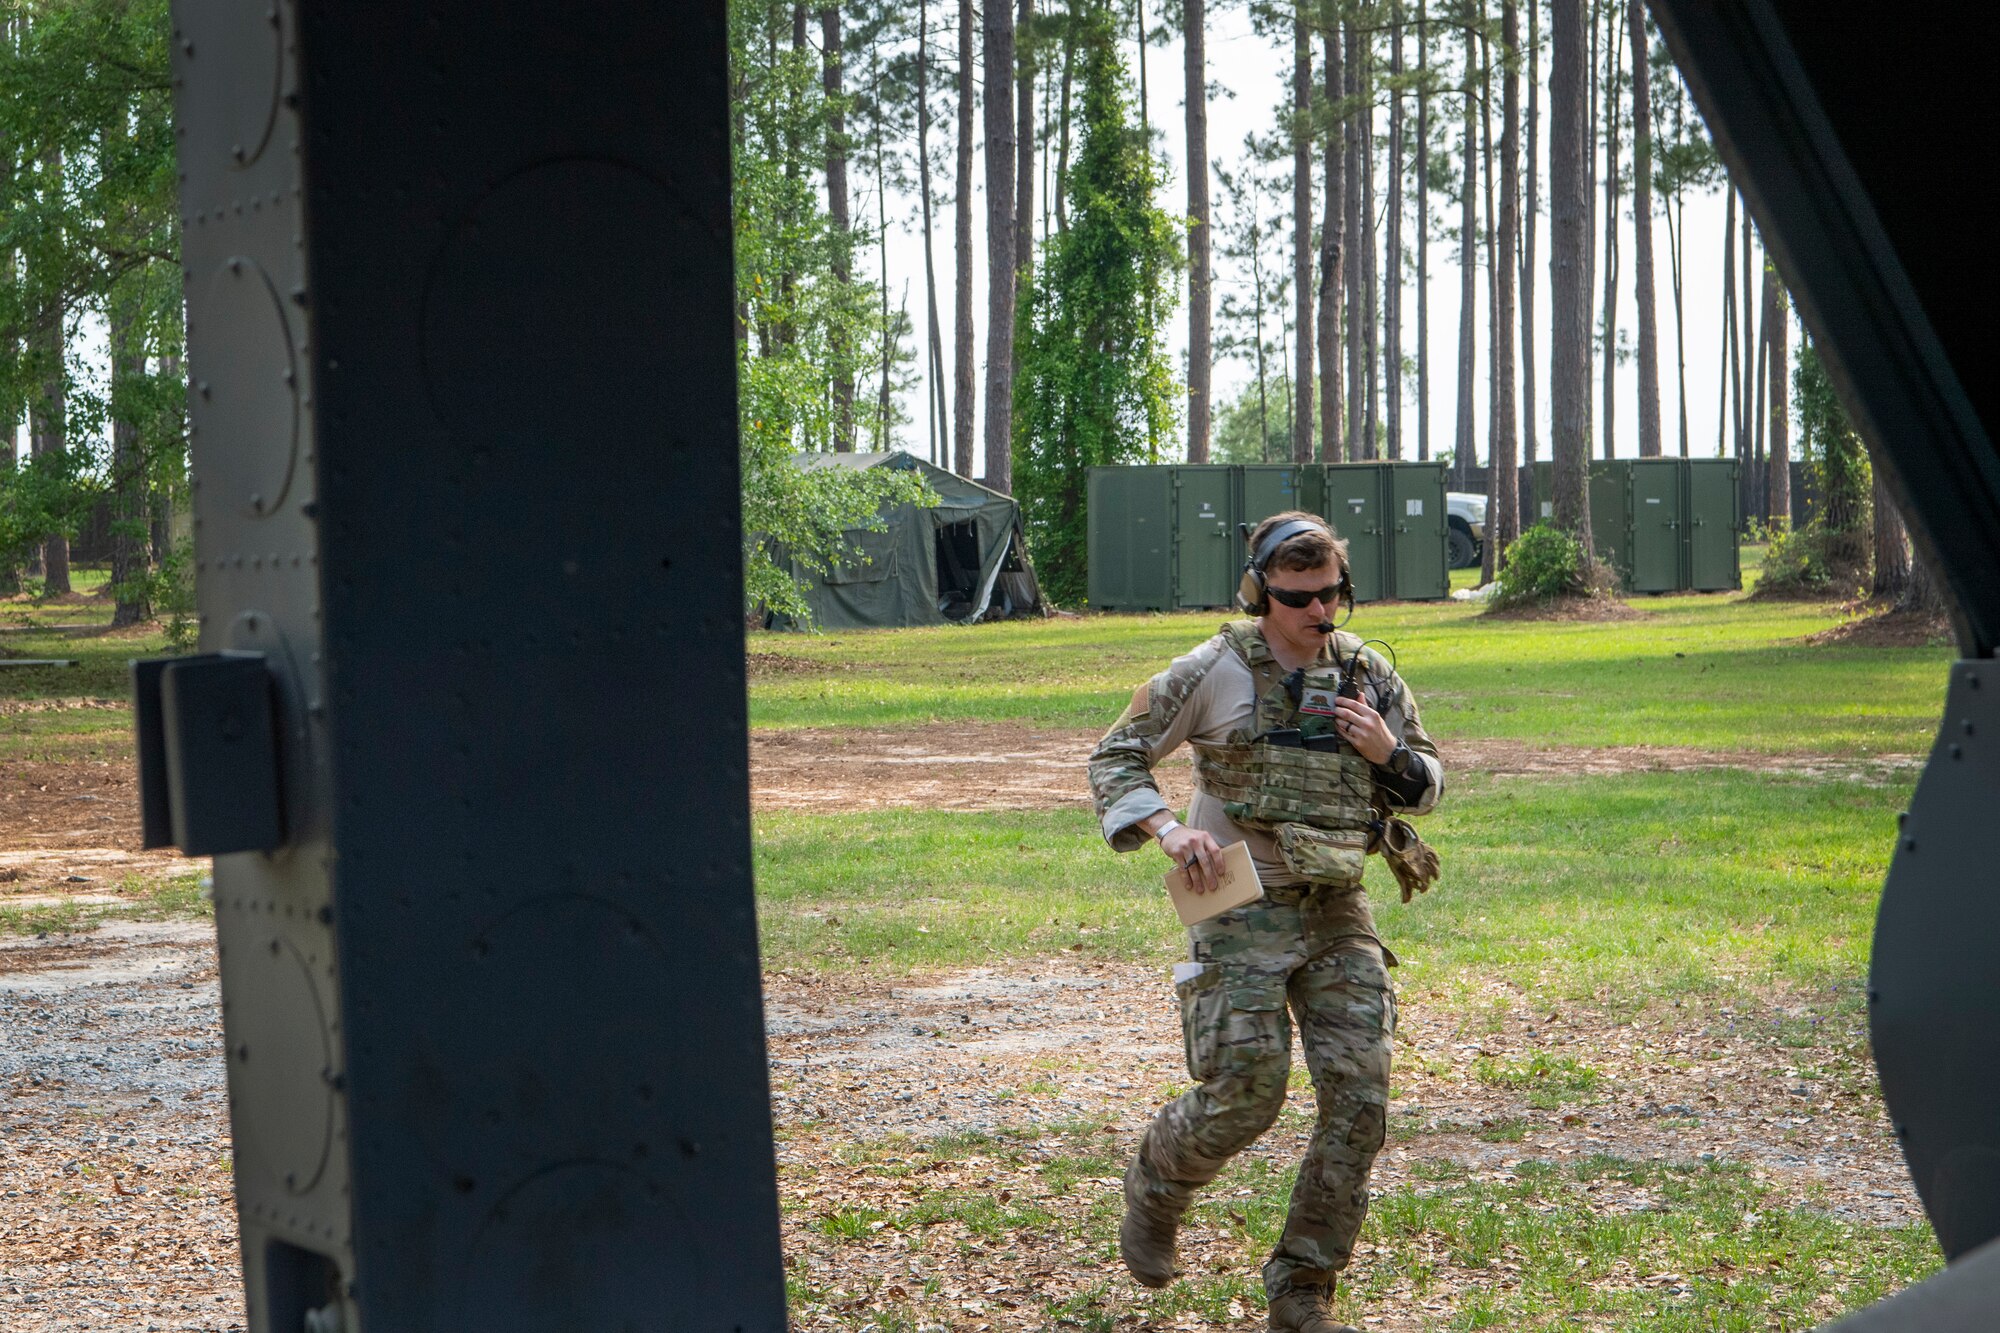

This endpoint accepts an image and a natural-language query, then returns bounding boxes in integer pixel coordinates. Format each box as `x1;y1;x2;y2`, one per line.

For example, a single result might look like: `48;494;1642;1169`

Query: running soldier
1087;512;1443;1333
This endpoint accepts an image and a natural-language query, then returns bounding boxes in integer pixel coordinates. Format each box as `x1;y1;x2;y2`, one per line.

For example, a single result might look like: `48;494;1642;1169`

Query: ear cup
1237;567;1267;615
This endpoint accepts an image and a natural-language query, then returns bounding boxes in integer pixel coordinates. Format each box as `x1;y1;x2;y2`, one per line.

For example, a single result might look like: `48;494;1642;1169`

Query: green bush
1493;523;1587;606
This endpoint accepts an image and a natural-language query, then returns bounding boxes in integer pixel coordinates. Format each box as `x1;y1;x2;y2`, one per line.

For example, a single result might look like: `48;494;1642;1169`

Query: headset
1236;518;1355;622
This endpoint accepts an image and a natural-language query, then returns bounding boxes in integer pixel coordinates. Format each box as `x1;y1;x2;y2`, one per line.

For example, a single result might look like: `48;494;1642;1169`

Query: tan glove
1376;816;1441;903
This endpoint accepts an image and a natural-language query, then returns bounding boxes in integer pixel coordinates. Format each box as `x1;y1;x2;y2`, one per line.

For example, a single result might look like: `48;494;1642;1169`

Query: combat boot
1118;1158;1180;1288
1266;1284;1359;1333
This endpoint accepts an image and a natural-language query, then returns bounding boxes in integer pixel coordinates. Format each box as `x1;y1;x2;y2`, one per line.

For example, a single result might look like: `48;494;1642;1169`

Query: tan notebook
1164;839;1265;926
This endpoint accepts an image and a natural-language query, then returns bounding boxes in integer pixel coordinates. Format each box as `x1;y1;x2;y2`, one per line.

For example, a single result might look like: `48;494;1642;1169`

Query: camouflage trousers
1130;887;1396;1299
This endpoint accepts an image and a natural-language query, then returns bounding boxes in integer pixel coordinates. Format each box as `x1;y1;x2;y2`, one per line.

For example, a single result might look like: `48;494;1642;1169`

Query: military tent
770;451;1044;629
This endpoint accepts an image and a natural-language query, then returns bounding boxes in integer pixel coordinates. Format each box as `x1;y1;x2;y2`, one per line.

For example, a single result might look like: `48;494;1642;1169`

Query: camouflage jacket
1086;621;1443;886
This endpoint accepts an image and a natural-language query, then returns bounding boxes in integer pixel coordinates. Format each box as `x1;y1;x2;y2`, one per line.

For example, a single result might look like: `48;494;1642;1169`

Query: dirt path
0;926;1916;1331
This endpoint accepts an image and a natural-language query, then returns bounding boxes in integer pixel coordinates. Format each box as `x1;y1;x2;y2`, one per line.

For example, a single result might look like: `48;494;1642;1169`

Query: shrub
1492;523;1587;606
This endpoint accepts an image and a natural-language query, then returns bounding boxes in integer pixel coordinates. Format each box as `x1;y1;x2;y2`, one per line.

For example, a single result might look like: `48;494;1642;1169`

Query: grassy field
746;591;1948;756
755;768;1901;1007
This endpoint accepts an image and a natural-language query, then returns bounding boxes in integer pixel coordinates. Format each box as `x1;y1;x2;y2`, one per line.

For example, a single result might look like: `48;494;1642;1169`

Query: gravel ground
0;923;241;1332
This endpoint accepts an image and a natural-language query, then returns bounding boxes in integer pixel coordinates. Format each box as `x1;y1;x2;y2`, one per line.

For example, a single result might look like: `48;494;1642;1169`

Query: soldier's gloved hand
1332;695;1396;765
1160;824;1225;895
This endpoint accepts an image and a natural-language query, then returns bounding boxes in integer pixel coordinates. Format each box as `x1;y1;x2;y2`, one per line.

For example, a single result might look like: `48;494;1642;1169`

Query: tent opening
935;519;983;621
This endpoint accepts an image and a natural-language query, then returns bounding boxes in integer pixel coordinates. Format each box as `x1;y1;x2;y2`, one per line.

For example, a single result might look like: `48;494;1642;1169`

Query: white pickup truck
1446;491;1487;569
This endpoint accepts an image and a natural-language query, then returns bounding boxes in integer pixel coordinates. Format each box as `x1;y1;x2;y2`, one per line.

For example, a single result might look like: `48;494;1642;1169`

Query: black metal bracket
132;652;286;857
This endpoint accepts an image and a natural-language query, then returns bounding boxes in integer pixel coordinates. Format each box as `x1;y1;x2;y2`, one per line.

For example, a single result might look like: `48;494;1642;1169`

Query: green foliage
1012;0;1182;607
1491;523;1587;606
0;446;92;575
0;0;186;590
1758;339;1872;598
730;0;924;619
1211;375;1299;465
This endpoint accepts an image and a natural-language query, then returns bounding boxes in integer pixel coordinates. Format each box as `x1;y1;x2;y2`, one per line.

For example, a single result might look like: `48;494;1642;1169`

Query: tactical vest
1189;621;1380;885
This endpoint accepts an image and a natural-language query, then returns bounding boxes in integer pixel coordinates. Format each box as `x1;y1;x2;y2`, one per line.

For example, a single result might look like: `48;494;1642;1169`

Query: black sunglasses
1266;583;1343;609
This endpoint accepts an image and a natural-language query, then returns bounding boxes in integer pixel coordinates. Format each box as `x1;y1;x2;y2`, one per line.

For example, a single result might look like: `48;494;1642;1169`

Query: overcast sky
879;6;1798;481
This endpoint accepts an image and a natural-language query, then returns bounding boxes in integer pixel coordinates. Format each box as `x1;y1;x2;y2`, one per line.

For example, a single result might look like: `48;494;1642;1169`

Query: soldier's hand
1161;825;1225;894
1332;696;1396;766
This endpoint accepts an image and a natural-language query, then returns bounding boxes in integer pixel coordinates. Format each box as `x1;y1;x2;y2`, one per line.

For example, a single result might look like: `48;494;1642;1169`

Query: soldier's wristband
1154;818;1184;842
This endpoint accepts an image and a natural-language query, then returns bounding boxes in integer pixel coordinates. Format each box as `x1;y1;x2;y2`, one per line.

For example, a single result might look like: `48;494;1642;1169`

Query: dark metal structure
142;0;1996;1328
145;2;784;1328
1650;1;2000;1325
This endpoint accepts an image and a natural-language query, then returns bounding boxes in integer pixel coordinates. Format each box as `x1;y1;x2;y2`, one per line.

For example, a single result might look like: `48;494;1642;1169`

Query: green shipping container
1086;463;1448;610
1519;458;1740;593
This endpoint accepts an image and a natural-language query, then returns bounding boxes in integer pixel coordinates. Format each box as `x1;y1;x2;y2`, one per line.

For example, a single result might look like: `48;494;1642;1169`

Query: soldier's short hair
1248;510;1349;576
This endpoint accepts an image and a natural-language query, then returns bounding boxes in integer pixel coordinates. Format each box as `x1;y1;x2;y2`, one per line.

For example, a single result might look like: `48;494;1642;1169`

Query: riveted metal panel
165;2;783;1329
1872;662;2000;1262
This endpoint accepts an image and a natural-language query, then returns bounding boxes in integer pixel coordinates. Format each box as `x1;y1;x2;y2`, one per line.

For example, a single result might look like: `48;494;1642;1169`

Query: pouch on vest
1274;823;1368;887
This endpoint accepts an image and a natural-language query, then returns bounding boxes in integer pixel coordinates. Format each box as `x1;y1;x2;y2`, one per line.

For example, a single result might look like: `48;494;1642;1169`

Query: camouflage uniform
1088;621;1441;1299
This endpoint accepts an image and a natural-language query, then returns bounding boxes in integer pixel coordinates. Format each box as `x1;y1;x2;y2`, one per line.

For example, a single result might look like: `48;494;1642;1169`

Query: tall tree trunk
983;0;1017;491
1599;0;1621;460
1134;0;1148;136
1719;185;1736;457
1416;0;1431;462
1486;0;1520;575
1670;189;1689;458
1752;283;1767;520
919;0;950;466
954;0;977;476
1253;213;1271;460
1764;265;1789;528
1549;0;1594;559
1292;8;1314;464
109;313;149;626
1583;0;1596;458
1362;30;1379;461
779;6;809;356
1453;23;1476;486
1385;7;1403;460
1345;19;1364;462
1318;5;1344;464
1056;27;1074;233
1018;0;1036;286
1480;18;1497;582
30;143;68;595
1873;472;1909;598
874;42;895;448
1740;191;1754;465
29;308;67;595
1899;535;1946;615
1186;0;1213;461
1627;0;1660;458
1520;0;1539;467
822;7;855;449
